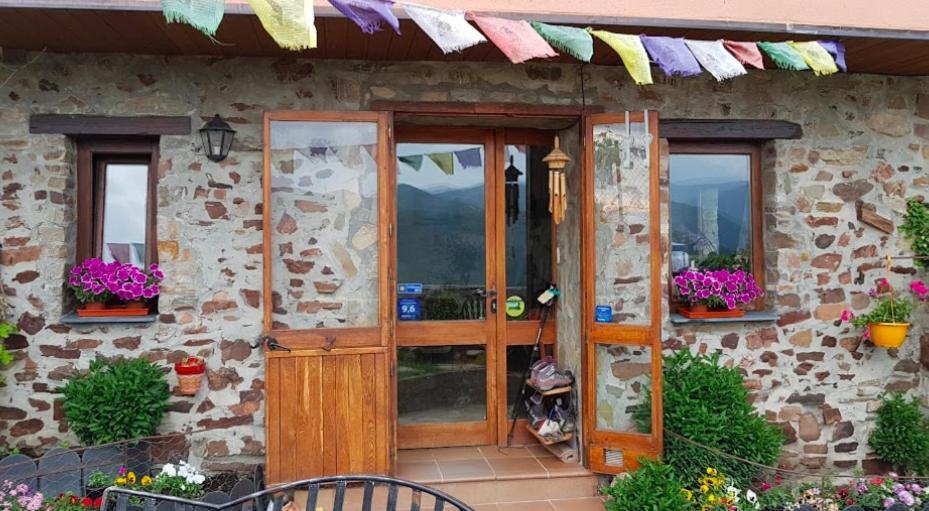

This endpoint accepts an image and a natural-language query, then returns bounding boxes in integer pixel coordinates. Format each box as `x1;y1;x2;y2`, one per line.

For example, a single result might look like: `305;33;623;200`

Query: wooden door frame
393;126;500;448
581;111;664;474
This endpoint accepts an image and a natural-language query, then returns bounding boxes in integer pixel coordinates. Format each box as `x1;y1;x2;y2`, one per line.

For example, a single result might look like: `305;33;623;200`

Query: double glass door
394;127;554;448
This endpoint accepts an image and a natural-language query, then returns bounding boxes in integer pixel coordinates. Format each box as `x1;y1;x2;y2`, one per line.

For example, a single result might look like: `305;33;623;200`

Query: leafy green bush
62;357;170;445
869;393;929;475
602;459;689;511
633;351;783;485
0;323;16;385
900;198;929;270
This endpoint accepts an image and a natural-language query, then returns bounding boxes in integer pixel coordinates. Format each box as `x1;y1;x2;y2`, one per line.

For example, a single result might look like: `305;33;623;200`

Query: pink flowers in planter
68;258;164;304
673;268;764;310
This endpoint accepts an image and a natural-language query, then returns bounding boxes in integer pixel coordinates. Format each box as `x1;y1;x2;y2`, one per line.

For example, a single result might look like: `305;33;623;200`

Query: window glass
669;153;752;273
101;163;149;267
268;120;379;330
397;345;487;424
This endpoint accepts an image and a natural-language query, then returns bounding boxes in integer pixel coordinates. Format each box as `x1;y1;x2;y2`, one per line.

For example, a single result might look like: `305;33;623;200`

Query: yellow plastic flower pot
869;322;910;348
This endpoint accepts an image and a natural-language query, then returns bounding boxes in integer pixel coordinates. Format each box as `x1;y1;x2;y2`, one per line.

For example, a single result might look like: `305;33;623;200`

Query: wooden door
262;111;394;483
581;112;663;474
394;128;499;448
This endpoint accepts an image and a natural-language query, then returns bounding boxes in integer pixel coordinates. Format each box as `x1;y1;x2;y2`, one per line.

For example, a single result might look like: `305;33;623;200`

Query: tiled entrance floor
397;446;604;510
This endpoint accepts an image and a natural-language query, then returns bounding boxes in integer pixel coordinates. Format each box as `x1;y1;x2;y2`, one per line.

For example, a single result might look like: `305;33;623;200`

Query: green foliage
695;251;751;271
633;351;783;486
869;393;929;475
900;198;929;270
602;459;690;511
61;357;170;445
851;296;914;326
756;485;795;510
0;323;16;386
87;470;114;488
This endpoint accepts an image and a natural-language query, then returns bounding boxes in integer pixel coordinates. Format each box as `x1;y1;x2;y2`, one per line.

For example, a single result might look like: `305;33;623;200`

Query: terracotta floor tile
550;497;607;511
487;457;548;480
396;460;442;483
526;444;553;458
398;448;437;462
536;456;590;477
497;501;557;511
540;476;602;500
472;505;499;511
478;445;534;459
430;446;485;460
437;458;495;482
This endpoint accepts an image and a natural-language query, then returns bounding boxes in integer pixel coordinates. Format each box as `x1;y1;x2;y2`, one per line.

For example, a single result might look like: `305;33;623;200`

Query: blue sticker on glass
595;305;613;323
398;298;422;321
398;283;423;295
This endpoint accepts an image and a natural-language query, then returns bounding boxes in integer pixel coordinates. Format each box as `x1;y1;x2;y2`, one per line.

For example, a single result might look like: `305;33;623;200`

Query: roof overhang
2;2;929;75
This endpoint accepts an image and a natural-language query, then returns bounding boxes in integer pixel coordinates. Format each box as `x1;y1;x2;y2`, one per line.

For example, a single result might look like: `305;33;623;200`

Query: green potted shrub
869;393;929;475
61;357;170;445
602;459;690;511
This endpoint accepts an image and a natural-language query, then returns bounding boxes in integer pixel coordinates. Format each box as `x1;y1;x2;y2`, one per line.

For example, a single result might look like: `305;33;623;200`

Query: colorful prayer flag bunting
401;3;485;53
161;0;224;36
788;41;839;76
428;152;455;175
723;40;765;69
757;41;809;71
530;22;594;62
641;36;702;77
818;40;847;72
685;39;746;81
454;148;483;168
329;0;400;34
588;30;653;85
247;0;317;50
466;13;558;64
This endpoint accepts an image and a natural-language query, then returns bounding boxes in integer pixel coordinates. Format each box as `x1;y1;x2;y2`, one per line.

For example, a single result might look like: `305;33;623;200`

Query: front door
394;128;555;448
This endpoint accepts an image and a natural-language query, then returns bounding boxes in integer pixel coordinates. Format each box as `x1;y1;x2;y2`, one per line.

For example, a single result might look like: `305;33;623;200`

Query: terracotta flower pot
677;303;745;319
869;322;910;348
82;301;107;311
175;357;206;396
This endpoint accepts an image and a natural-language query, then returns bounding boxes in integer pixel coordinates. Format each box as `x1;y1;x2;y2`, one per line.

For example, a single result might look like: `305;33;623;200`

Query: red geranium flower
80;497;93;507
869;477;884;485
93;497;103;508
69;496;79;505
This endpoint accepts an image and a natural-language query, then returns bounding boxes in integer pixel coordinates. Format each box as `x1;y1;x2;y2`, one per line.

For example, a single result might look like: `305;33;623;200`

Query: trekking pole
506;285;559;446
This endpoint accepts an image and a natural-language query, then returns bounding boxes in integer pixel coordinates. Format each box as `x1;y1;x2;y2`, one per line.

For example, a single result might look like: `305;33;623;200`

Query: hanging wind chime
505;156;524;226
543;136;571;225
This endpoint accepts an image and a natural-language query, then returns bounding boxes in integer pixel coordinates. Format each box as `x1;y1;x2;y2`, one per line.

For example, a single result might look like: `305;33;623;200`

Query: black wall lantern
199;114;236;162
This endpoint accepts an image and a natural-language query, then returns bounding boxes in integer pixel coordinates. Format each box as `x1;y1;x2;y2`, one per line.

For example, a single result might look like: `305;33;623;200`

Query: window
76;139;158;267
669;143;763;306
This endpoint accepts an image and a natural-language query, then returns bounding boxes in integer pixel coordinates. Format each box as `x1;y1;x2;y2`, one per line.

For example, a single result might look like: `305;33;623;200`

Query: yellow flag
788;41;838;76
588;29;653;85
247;0;317;50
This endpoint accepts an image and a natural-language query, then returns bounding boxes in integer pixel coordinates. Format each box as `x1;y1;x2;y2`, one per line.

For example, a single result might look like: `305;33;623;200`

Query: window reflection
101;163;149;267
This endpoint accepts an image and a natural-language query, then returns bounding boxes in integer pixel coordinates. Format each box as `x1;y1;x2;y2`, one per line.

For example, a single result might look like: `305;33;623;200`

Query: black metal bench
101;474;473;511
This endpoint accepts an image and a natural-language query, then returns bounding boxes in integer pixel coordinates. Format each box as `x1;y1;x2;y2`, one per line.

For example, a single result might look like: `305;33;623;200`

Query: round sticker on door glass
505;296;526;318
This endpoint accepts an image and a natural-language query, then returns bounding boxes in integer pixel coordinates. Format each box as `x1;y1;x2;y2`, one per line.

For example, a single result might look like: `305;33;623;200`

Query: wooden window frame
76;138;159;266
667;142;764;311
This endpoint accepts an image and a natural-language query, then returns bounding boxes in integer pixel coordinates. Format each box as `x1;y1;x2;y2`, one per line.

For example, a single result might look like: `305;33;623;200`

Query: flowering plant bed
673;268;764;318
68;259;164;316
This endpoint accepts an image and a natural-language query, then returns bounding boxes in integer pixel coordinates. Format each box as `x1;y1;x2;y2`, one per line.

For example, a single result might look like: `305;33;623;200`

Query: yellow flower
127;472;136;484
700;484;709;493
706;467;718;476
707;494;716;503
680;489;693;501
115;477;127;486
141;476;152;486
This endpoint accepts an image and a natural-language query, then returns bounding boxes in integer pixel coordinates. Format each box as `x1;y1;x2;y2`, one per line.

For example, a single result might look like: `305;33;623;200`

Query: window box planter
677;304;746;319
77;301;151;318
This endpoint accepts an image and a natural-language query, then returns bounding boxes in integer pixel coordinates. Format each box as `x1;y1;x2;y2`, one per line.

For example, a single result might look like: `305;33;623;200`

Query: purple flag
818;40;847;72
329;0;400;35
641;36;702;77
454;148;483;168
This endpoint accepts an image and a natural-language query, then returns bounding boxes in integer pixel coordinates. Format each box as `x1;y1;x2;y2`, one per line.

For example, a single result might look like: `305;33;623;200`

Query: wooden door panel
265;349;390;484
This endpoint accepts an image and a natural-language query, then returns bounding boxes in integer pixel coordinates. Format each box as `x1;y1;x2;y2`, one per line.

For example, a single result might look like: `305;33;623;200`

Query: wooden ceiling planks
1;8;928;75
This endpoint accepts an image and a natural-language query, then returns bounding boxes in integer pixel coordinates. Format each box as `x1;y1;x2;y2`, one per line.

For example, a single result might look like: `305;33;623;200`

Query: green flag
161;0;224;36
531;22;593;62
428;152;455;176
758;42;810;71
399;154;424;171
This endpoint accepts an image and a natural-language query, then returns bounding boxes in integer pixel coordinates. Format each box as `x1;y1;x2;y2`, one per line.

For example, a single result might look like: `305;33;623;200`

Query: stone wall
0;52;927;473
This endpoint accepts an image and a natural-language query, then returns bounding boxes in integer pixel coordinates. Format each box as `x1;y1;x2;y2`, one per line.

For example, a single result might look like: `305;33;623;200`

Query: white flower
193;474;205;485
161;464;176;477
746;490;758;503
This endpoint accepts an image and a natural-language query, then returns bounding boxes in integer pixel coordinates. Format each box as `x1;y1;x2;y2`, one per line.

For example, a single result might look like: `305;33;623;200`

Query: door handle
261;336;291;352
488;288;498;315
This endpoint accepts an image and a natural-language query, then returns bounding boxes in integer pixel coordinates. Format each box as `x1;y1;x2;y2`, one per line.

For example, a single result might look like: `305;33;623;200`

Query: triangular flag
399;154;423;171
329;0;400;35
466;13;558;64
818;40;847;72
161;0;224;36
530;22;594;62
402;3;485;53
789;41;839;75
723;40;764;69
685;39;746;81
428;153;455;175
757;41;809;71
640;36;702;77
246;0;317;50
588;30;653;85
454;148;482;168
